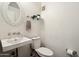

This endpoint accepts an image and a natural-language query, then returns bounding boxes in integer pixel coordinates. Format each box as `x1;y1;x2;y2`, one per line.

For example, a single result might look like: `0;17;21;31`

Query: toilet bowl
32;37;54;57
35;47;54;57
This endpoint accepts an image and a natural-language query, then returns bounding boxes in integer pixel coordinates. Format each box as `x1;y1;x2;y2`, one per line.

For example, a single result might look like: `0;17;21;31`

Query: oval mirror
1;2;26;26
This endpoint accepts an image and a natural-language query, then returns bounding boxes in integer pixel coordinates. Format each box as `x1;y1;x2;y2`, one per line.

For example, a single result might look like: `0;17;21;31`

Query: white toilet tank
32;37;41;49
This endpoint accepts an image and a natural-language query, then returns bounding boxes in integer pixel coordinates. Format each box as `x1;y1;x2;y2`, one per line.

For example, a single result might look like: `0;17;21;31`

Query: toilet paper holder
66;48;78;57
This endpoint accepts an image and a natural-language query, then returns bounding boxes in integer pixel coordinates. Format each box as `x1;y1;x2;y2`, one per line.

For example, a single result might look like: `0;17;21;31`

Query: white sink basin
7;37;22;44
1;37;32;52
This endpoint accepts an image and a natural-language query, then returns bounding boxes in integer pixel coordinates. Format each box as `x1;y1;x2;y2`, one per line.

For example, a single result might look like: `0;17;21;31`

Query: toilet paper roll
66;49;77;56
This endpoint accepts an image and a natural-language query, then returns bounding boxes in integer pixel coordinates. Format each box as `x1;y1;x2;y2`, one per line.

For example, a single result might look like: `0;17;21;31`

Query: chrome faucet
8;32;21;37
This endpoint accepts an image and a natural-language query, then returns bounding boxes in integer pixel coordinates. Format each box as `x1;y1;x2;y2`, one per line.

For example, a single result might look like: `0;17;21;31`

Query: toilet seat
35;47;53;57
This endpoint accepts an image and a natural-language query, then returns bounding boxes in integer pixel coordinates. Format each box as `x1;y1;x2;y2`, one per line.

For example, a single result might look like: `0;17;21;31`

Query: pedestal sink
1;36;32;52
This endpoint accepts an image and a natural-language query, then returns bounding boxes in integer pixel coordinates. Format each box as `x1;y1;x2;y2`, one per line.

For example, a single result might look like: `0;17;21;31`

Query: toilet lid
35;47;53;56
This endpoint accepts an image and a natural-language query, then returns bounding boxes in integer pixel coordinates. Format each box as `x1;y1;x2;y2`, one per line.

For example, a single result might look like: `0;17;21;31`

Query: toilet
31;37;54;57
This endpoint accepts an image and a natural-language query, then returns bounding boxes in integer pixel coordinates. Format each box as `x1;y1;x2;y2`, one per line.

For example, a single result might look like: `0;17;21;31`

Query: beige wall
41;2;79;57
0;2;41;56
0;2;41;39
1;2;79;57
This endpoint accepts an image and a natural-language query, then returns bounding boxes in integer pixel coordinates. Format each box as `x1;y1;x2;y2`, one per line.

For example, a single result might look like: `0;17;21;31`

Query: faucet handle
17;32;21;35
13;32;16;35
8;33;11;36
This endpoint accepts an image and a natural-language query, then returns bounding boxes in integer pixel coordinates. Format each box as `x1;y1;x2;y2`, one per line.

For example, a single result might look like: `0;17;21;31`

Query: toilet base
31;49;40;57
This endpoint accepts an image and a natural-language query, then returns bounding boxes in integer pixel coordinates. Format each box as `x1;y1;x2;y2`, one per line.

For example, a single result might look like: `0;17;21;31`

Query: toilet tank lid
32;37;40;40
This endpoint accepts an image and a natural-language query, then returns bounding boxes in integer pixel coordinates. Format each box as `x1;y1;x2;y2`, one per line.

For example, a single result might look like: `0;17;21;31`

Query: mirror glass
1;2;25;26
8;2;20;24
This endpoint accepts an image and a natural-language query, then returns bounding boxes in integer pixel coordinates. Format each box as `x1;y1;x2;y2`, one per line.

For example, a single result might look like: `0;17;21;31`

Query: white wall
41;2;79;57
0;2;41;56
0;2;41;39
1;2;79;57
